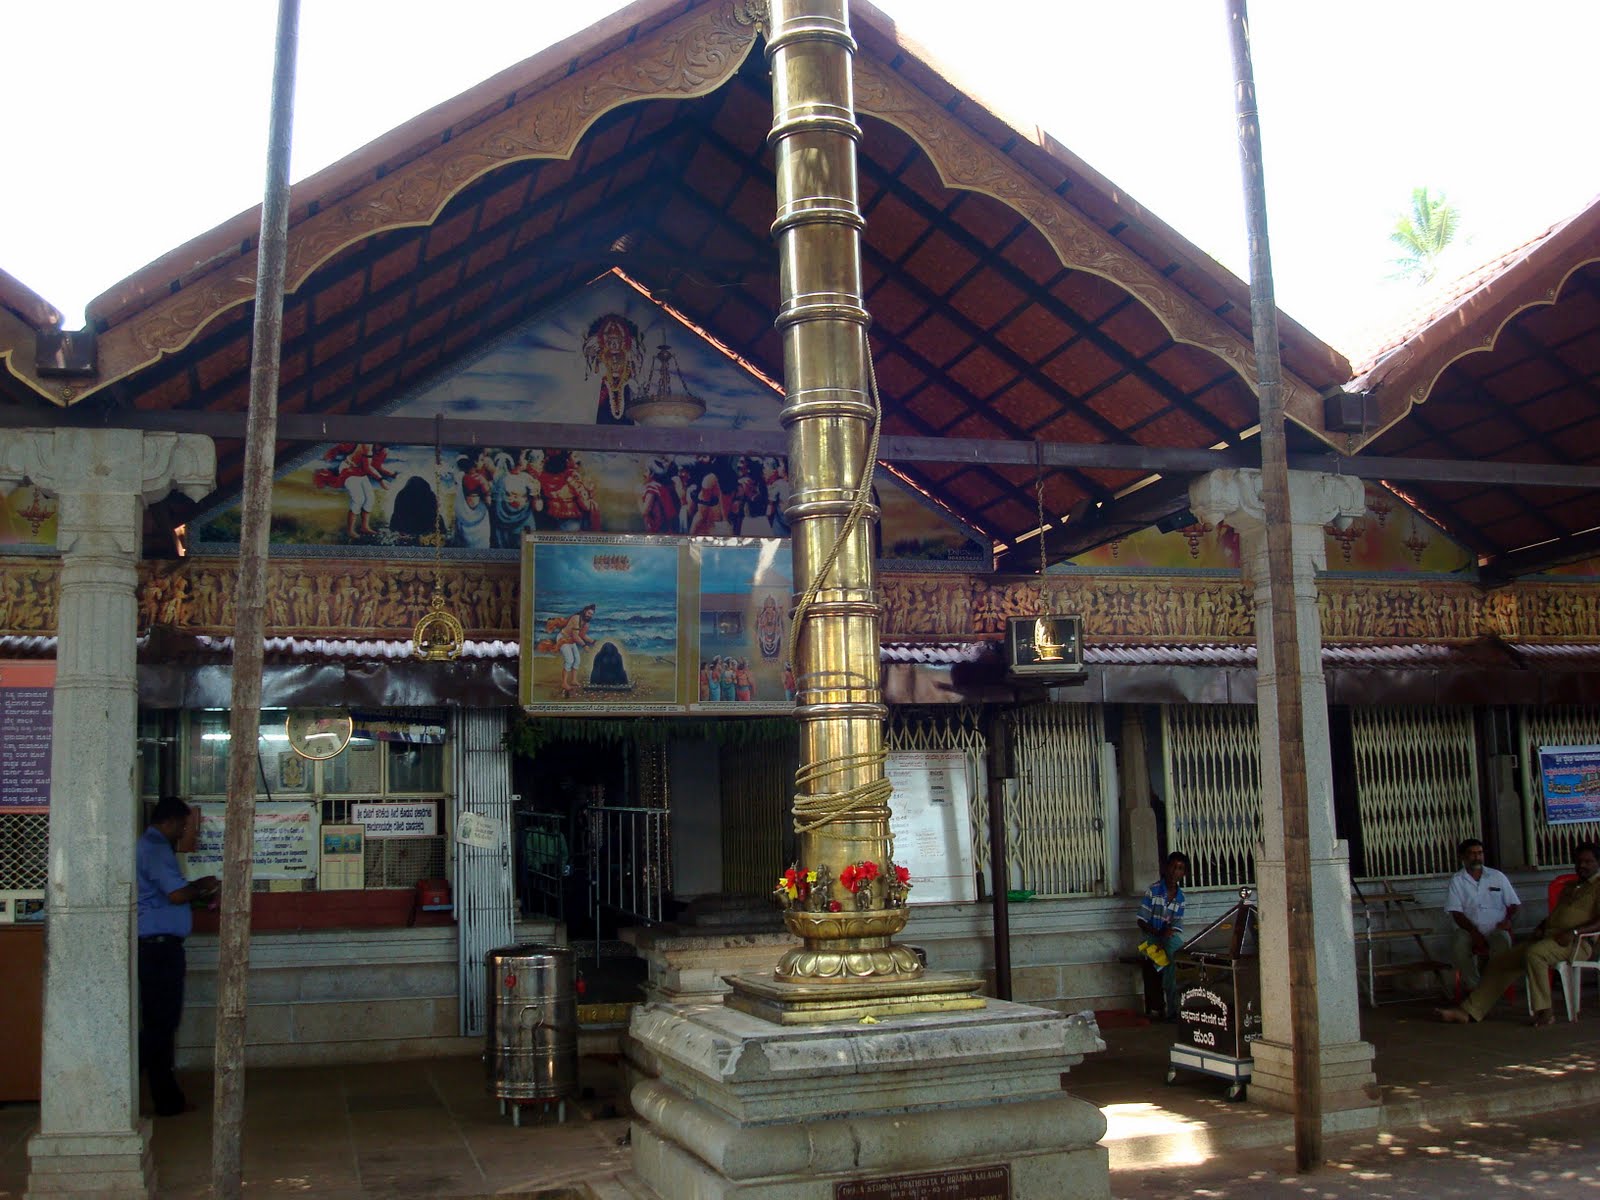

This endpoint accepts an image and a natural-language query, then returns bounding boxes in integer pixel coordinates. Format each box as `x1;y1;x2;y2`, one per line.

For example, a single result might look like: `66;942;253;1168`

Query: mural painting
187;273;983;566
692;541;795;713
519;537;687;714
1061;483;1472;575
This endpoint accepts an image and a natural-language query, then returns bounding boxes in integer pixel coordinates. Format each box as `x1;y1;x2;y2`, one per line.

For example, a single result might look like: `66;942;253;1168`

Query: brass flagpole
728;0;980;1021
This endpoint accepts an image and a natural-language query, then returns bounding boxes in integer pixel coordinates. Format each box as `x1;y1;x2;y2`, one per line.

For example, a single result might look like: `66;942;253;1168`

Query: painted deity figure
581;313;645;425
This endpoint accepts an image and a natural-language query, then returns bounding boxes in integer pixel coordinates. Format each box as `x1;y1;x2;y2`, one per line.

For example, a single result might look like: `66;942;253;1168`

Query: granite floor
2;997;1598;1198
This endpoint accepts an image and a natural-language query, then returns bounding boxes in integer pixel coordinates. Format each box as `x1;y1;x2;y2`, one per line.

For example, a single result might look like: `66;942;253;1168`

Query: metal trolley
485;944;579;1126
1166;888;1260;1102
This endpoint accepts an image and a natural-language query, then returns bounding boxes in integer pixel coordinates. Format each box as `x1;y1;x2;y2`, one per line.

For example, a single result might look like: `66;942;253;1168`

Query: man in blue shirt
136;796;217;1117
1137;851;1189;1021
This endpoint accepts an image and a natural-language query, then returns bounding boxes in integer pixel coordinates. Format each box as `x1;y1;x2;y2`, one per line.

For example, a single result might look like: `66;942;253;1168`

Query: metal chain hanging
412;414;464;661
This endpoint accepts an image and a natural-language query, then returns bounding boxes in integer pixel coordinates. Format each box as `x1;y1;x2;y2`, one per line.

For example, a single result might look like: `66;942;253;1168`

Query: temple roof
0;0;1593;577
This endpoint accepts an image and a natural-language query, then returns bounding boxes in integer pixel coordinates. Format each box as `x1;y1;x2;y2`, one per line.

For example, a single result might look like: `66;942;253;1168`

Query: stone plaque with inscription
837;1164;1010;1200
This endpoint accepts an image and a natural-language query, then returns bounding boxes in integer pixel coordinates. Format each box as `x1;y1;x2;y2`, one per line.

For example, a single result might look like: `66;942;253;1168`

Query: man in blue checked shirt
136;796;218;1117
1137;851;1189;1021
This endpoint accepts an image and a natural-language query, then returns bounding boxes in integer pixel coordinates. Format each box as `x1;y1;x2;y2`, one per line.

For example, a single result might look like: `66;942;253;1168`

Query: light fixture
629;340;705;427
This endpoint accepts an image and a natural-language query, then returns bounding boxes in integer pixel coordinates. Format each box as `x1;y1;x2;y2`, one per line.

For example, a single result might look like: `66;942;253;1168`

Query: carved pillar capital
0;428;215;556
1189;468;1364;585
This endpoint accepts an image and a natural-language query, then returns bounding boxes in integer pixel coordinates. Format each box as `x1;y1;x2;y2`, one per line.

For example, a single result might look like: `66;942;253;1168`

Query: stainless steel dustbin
485;943;577;1125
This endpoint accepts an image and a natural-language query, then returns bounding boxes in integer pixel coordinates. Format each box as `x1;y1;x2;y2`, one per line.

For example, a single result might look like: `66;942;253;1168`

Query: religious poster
1537;745;1600;826
184;802;319;881
0;661;54;811
886;750;977;904
519;536;689;713
318;824;366;891
690;540;795;713
0;483;57;550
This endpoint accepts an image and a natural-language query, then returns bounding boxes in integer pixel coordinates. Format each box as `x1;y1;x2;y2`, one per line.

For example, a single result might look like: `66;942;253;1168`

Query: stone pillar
1117;708;1159;896
1189;468;1378;1130
1;429;215;1199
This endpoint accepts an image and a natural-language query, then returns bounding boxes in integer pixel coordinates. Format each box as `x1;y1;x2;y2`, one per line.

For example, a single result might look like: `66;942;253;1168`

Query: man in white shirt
1444;838;1520;991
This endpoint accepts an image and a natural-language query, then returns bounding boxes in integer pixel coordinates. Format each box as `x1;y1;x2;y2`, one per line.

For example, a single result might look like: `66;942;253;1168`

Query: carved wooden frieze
0;556;1595;646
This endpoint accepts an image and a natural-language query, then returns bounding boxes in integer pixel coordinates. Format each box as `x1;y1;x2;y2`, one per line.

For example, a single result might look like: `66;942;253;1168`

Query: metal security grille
1520;707;1600;868
453;708;514;1039
0;813;47;889
365;835;446;888
1161;705;1261;890
887;706;991;883
1008;704;1108;897
720;739;796;896
1351;706;1479;879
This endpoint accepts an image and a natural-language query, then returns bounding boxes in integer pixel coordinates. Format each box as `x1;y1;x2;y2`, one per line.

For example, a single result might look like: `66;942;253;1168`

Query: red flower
839;865;860;892
859;860;880;882
894;864;911;885
828;900;842;912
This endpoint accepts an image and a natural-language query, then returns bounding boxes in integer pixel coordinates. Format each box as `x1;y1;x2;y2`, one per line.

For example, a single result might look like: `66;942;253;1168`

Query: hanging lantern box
1004;614;1086;683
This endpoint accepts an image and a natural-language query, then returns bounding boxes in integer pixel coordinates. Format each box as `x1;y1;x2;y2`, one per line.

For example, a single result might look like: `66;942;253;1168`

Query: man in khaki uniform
1438;842;1600;1028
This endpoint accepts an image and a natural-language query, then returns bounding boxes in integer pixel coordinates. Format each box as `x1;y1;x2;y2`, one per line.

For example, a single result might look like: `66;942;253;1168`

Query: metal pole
986;713;1014;1001
211;1;300;1195
1224;0;1323;1169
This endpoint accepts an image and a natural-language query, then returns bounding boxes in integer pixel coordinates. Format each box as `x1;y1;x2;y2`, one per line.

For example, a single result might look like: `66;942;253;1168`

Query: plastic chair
1548;873;1600;1020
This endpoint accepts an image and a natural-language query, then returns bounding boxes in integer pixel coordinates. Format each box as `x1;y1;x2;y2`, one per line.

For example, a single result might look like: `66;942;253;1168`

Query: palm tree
1390;186;1459;284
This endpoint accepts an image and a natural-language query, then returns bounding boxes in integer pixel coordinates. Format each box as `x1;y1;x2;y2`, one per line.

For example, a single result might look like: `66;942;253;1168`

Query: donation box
1177;950;1261;1060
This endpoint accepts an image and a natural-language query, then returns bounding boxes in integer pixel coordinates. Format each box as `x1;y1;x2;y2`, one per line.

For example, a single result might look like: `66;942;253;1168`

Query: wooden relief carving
0;556;1593;647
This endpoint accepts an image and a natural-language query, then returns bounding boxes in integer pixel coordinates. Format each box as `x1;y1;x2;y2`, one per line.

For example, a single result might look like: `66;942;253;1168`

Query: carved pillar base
23;1130;154;1200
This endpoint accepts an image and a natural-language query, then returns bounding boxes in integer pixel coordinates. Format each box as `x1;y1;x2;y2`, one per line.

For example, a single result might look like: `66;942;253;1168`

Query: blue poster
1538;745;1600;826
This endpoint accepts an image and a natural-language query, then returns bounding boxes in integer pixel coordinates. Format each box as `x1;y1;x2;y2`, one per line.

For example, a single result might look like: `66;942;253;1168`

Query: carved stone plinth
625;1000;1110;1200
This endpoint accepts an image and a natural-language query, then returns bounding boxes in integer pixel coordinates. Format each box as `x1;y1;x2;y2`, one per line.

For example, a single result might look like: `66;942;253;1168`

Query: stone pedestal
620;923;798;1005
1190;468;1379;1128
2;429;215;1200
625;999;1109;1200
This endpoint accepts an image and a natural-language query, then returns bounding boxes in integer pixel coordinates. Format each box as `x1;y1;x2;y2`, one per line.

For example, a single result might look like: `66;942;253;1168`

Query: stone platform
625;997;1111;1200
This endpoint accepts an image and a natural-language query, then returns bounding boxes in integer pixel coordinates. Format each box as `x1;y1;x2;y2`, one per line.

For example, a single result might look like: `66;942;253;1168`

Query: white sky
1;1;1594;362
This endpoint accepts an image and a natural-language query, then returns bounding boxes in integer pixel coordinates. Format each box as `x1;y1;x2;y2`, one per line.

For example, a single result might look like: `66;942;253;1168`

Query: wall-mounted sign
319;823;366;891
0;661;54;811
350;801;439;838
1538;744;1600;826
886;750;976;904
185;802;319;881
456;811;500;850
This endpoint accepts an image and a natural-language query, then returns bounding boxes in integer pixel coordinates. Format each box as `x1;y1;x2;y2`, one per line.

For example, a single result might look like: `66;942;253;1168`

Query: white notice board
887;750;975;904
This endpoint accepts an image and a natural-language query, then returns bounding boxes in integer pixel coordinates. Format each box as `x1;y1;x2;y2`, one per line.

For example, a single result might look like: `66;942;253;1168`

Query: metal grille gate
1008;704;1110;897
1520;707;1600;867
590;742;671;925
1161;704;1261;890
453;708;514;1039
1351;706;1479;878
720;738;796;896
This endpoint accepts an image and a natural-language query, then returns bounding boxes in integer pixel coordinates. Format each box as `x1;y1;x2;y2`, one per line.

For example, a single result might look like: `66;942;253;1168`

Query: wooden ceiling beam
9;401;1600;490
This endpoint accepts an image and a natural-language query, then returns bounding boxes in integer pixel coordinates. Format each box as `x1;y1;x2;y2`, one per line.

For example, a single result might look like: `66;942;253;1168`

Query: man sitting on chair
1438;842;1600;1028
1444;837;1520;992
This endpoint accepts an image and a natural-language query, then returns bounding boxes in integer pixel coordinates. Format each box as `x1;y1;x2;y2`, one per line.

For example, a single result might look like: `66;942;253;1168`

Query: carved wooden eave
0;0;762;407
850;53;1334;445
1345;199;1600;451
